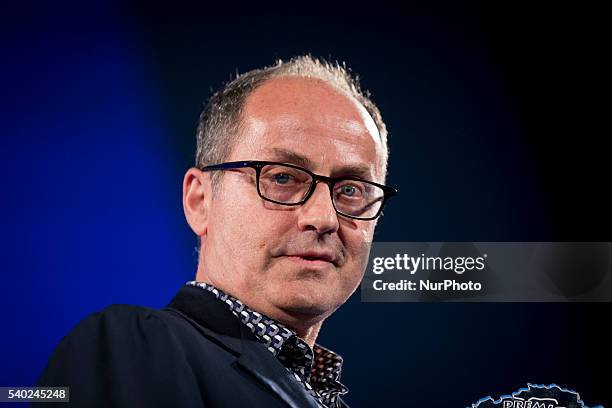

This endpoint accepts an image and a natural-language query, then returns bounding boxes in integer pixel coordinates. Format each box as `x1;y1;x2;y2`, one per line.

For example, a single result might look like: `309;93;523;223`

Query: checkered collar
186;281;348;406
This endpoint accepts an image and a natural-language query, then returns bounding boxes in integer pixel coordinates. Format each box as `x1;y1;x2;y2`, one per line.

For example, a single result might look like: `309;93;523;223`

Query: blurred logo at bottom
470;384;603;408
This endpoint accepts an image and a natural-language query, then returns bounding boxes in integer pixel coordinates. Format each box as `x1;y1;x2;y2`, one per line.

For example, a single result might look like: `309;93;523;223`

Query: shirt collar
186;281;348;398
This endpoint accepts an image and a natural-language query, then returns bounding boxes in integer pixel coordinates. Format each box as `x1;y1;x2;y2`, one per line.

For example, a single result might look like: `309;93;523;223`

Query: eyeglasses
199;160;397;221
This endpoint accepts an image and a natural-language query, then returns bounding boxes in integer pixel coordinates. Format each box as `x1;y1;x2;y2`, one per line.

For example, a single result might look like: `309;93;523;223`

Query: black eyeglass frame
199;160;397;221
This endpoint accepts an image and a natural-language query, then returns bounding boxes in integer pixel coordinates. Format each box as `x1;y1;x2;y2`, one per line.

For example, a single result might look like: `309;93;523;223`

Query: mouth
284;252;337;267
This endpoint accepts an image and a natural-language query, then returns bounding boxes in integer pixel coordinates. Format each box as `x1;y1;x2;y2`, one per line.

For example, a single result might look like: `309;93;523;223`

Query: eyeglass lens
258;164;384;219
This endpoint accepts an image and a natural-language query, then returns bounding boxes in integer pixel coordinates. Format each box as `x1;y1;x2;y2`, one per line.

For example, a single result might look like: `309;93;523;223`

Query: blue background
1;2;608;406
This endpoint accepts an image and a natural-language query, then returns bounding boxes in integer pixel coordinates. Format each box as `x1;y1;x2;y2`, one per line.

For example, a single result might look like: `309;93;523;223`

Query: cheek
210;190;291;268
342;225;374;277
343;222;374;255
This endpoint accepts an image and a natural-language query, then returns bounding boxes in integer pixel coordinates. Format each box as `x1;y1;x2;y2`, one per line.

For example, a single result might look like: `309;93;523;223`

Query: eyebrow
267;147;374;180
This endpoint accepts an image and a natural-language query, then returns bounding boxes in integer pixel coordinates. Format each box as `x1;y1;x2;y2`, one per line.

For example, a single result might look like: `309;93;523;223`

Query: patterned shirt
186;281;349;408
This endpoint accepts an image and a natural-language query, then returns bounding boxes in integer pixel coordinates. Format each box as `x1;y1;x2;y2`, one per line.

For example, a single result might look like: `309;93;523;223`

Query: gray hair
195;55;388;188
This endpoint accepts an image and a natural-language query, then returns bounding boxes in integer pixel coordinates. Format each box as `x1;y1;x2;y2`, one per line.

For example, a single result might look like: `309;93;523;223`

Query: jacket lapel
165;285;321;408
236;324;321;408
164;284;244;354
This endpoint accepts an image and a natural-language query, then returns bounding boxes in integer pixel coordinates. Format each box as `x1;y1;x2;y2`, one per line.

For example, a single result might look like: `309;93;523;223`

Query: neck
278;313;323;349
195;268;325;349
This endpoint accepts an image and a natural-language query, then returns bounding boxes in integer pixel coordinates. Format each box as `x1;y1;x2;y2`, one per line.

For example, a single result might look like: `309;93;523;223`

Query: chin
276;290;333;317
284;302;328;316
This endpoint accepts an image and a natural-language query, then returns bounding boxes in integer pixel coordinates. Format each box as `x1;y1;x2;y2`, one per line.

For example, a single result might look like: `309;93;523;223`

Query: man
38;55;396;407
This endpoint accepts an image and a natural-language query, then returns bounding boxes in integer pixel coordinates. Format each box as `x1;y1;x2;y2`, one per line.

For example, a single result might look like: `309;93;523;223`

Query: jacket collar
164;284;323;408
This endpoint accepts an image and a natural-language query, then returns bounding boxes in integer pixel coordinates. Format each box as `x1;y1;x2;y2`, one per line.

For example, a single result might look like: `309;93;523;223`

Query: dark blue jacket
38;284;350;408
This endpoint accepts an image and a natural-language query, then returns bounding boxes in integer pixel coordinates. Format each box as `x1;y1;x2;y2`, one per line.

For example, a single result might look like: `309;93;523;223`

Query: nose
296;181;340;235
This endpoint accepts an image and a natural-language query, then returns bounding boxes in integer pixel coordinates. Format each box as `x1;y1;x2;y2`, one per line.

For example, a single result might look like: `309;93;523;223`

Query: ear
183;167;212;238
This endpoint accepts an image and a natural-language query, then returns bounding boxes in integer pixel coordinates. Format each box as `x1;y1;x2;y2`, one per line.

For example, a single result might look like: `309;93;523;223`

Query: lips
285;251;337;266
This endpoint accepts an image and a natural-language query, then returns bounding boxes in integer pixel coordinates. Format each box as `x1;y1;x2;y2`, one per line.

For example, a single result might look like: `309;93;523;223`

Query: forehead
234;76;385;181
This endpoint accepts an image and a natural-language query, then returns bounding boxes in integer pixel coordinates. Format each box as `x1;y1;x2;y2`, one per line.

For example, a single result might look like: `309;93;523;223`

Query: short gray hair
195;55;388;188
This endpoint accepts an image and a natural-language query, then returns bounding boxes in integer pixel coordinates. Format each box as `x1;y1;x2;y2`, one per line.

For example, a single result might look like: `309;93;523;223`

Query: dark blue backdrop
1;2;608;407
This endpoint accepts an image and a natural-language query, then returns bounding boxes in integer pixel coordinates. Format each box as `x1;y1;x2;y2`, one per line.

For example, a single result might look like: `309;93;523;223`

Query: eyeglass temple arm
200;161;254;171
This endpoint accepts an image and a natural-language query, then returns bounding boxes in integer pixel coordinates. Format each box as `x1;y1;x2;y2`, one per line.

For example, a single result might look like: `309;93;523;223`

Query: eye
337;183;363;198
341;185;357;196
273;173;292;184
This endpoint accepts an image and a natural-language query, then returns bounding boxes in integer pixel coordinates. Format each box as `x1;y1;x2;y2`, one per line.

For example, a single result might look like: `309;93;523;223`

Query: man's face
200;76;385;326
